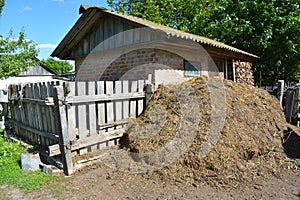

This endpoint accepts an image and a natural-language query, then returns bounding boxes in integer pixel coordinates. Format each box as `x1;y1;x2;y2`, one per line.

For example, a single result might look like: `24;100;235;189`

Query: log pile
235;61;254;86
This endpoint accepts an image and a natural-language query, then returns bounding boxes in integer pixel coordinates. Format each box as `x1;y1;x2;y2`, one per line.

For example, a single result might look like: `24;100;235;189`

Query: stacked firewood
235;61;254;86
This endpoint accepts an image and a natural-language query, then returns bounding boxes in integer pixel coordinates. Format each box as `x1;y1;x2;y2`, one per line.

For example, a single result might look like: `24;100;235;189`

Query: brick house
52;5;258;85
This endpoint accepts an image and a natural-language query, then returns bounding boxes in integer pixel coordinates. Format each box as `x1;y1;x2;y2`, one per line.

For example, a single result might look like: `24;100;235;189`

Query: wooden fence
7;78;152;175
285;87;300;127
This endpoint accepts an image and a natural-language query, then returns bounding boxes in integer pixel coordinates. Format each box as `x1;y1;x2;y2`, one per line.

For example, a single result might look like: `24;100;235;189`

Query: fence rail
6;77;152;175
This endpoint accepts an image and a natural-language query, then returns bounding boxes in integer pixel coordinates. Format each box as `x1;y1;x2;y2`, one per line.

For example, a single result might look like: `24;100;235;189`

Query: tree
0;2;39;79
108;0;300;86
40;57;73;75
0;29;39;79
107;0;216;32
0;0;4;15
199;0;300;86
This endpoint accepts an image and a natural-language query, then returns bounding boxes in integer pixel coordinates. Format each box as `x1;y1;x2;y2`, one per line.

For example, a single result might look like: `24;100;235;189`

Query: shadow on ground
283;127;300;159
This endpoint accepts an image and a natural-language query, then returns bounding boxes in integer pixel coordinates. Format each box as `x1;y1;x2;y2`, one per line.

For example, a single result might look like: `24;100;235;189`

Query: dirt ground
0;163;299;200
1;77;300;199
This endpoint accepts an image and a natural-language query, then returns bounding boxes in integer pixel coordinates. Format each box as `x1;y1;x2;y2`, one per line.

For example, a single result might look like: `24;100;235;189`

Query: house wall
72;13;252;85
75;48;185;82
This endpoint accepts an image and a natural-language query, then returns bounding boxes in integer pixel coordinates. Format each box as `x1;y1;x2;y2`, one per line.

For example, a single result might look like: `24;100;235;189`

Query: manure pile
106;77;299;186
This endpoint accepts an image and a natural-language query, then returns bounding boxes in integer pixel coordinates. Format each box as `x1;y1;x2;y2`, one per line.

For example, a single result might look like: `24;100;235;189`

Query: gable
19;65;58;76
52;5;258;62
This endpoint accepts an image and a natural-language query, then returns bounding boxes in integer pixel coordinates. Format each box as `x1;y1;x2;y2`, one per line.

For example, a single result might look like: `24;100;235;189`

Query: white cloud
23;6;32;11
37;43;57;49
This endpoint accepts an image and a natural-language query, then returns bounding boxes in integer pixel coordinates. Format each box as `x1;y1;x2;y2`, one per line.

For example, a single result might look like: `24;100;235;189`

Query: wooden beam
71;128;124;151
20;98;54;106
66;92;145;104
54;86;74;175
225;60;228;80
9;119;59;141
99;120;128;130
232;59;236;82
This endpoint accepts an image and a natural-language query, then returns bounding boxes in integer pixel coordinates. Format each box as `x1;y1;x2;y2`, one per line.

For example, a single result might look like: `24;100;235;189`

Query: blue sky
0;0;109;60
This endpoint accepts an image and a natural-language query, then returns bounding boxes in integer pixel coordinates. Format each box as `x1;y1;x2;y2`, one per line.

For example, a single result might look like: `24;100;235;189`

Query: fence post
285;89;295;123
145;74;154;106
295;87;300;127
277;80;285;105
0;103;8;137
145;83;154;106
53;86;74;175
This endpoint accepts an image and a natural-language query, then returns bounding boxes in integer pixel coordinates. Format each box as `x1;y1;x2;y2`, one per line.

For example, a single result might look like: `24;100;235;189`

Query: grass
0;129;53;193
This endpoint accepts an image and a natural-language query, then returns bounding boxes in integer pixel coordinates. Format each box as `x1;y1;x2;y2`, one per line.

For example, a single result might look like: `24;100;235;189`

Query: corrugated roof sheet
80;5;258;59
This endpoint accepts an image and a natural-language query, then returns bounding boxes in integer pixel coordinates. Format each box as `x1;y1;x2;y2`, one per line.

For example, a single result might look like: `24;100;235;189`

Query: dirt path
1;163;299;200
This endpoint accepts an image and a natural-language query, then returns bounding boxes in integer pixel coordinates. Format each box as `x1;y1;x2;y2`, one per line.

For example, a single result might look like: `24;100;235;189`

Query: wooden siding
70;14;158;58
19;66;56;76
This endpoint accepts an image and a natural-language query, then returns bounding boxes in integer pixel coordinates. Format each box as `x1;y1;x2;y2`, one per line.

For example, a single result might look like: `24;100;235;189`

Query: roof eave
51;9;99;59
54;5;259;61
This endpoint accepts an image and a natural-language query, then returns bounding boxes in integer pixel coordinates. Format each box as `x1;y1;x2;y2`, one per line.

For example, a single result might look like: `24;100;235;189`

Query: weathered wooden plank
66;82;77;142
98;120;128;130
34;83;42;144
47;82;57;146
285;90;294;123
83;35;90;55
97;81;106;133
48;144;61;157
141;28;151;43
105;81;114;127
122;80;130;120
103;17;114;50
18;98;54;105
40;82;49;147
130;81;138;117
54;86;74;175
49;105;57;146
76;82;88;155
108;18;115;49
124;23;133;46
28;84;36;142
77;81;88;139
90;30;96;52
66;92;145;104
88;81;97;136
133;27;140;44
95;21;101;48
137;80;145;116
10;104;18;137
23;84;31;141
71;129;124;151
114;19;124;48
114;81;123;129
98;19;104;51
9;119;59;141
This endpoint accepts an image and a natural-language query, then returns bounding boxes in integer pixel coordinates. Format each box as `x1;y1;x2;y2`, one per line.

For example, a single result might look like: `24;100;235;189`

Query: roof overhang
52;5;259;62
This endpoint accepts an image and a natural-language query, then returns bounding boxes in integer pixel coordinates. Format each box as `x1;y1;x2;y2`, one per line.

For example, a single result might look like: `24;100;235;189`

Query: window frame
184;60;201;77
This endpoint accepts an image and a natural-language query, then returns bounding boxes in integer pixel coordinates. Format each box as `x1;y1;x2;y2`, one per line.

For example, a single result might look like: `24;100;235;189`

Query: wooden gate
7;78;152;175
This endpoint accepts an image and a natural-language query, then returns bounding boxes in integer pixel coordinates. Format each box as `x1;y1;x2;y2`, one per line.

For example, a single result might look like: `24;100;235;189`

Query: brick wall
75;48;185;82
74;47;223;84
100;48;184;81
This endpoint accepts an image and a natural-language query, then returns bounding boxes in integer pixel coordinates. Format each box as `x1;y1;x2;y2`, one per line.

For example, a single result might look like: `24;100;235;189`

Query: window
184;60;201;76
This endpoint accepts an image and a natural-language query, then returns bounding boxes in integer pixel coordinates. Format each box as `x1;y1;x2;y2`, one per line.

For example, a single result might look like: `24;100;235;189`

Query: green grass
0;130;53;193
